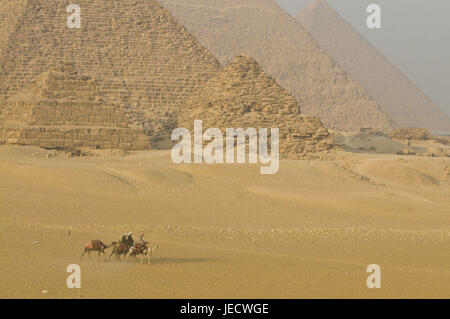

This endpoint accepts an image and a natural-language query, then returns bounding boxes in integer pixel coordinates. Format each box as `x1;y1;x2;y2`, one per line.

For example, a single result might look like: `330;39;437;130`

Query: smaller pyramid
178;55;333;159
0;69;150;150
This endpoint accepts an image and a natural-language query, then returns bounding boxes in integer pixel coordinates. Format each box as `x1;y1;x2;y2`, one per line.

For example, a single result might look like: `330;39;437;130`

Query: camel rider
138;233;149;254
120;233;127;244
127;232;134;246
127;232;135;252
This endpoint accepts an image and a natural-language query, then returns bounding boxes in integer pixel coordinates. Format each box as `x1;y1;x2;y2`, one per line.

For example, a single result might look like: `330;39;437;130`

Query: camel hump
86;242;93;249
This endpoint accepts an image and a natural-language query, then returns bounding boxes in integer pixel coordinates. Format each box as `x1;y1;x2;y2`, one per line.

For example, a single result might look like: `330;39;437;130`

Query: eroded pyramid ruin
0;68;150;150
178;55;333;159
297;1;450;132
159;0;396;132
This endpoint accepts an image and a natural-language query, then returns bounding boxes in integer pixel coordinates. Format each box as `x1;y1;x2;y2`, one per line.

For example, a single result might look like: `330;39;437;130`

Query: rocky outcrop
434;136;450;146
391;128;433;140
178;55;333;159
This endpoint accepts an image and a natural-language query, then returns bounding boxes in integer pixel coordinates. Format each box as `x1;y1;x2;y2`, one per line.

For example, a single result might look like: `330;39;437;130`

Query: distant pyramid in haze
178;55;333;159
297;1;450;132
0;0;220;139
159;0;396;132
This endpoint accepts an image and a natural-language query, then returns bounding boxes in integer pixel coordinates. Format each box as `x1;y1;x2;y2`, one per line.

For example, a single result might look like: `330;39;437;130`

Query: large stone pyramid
178;55;333;159
159;0;396;132
0;0;220;134
0;67;151;150
297;1;450;133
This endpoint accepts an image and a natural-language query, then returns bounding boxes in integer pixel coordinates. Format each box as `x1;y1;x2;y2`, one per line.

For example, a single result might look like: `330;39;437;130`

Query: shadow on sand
87;256;225;265
148;257;225;265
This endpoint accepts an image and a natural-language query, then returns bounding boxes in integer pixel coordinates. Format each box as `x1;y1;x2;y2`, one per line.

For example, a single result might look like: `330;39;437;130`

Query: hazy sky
277;0;450;117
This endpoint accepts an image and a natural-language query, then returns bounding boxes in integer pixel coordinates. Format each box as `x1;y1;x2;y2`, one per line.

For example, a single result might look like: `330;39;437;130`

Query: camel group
81;239;159;264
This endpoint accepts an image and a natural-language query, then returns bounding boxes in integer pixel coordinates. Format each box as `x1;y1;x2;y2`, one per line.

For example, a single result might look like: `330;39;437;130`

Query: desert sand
0;144;449;299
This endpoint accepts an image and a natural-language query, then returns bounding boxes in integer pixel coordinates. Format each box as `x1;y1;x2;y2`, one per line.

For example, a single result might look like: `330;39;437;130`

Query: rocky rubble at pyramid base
0;126;150;151
358;128;387;137
180;116;334;160
390;128;433;140
434;136;450;146
264;116;333;160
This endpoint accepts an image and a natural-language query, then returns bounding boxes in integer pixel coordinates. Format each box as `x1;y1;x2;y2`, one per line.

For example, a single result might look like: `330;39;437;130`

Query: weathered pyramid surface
297;1;450;132
159;0;396;132
0;0;220;131
0;69;151;150
178;55;334;159
0;0;27;58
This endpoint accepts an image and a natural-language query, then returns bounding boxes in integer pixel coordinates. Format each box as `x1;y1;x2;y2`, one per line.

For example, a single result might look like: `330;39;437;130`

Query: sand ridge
0;145;449;298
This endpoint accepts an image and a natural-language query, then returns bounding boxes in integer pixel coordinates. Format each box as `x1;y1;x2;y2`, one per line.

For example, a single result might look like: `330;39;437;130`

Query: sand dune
0;145;449;298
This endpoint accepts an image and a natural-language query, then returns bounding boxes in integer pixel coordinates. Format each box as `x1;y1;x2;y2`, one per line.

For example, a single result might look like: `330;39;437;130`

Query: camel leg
80;248;87;261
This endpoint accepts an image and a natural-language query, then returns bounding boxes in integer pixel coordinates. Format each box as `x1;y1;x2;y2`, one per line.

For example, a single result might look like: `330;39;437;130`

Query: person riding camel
127;232;134;246
128;233;150;257
127;232;135;252
120;233;127;244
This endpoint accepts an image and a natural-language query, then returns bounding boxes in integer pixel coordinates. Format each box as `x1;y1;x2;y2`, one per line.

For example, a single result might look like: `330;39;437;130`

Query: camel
80;240;113;260
128;242;146;257
109;242;130;261
129;242;159;264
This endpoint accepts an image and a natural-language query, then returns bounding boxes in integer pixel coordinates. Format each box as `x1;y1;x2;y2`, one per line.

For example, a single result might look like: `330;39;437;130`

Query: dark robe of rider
127;234;134;247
